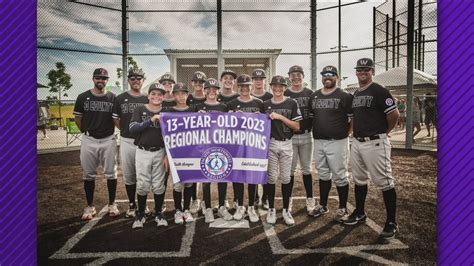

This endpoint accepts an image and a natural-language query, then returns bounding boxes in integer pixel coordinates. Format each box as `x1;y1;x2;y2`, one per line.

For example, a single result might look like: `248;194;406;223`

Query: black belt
138;145;162;152
271;137;290;141
84;131;110;139
295;129;312;135
355;135;381;142
316;137;346;141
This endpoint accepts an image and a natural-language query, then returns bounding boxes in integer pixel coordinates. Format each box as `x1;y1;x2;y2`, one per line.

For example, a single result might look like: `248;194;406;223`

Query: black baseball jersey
252;91;273;102
162;98;177;108
310;88;353;140
284;87;313;133
163;106;196;113
227;97;264;113
218;93;238;103
352;82;397;137
113;91;148;138
73;90;115;139
130;105;165;148
186;94;206;108
263;98;302;140
195;102;228;112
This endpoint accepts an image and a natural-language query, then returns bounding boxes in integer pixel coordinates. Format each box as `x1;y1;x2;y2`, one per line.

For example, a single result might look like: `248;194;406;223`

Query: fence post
310;0;317;91
406;0;415;149
122;0;128;90
217;0;224;78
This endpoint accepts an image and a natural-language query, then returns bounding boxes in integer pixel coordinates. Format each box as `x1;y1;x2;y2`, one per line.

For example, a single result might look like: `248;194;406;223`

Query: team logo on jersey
385;98;394;106
200;147;233;180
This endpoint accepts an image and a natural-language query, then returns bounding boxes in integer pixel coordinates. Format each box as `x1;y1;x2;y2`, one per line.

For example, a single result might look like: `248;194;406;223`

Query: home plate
209;218;250;228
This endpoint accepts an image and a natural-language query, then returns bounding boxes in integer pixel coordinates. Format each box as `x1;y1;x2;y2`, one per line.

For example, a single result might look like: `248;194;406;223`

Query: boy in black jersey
285;65;316;214
195;78;232;223
74;68;119;220
113;68;149;218
227;74;264;223
129;84;169;229
159;72;176;108
187;71;207;109
218;69;239;103
164;83;195;224
263;75;302;226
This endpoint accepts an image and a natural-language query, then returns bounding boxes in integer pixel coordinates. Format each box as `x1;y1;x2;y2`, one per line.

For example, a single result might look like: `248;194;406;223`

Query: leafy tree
116;57;144;90
47;62;72;127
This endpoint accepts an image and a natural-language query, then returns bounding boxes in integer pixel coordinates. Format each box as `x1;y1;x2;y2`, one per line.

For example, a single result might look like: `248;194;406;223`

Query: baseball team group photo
37;1;437;265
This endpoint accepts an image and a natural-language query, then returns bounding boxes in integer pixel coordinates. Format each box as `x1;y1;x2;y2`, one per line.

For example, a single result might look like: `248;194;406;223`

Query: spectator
37;101;49;140
397;98;406;130
412;97;422;142
424;93;437;137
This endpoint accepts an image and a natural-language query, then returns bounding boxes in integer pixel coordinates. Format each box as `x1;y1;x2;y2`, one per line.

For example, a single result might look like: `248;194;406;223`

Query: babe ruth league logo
200;147;233;180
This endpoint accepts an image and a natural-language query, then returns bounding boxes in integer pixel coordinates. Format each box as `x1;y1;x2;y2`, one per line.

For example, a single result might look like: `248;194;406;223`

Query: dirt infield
38;149;436;265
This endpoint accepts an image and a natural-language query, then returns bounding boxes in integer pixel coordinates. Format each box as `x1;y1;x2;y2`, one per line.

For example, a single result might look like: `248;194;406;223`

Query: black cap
355;58;375;69
191;71;207;82
93;68;109;78
320;65;338;76
251;69;266;79
236;74;252;85
159;73;175;84
204;78;220;89
269;75;288;86
220;69;237;79
127;68;144;78
288;65;304;76
148;83;165;94
172;83;189;93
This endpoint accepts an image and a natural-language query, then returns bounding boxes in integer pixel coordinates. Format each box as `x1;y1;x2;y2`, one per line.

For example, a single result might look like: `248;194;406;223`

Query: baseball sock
303;174;313;198
289;176;295;194
125;184;136;206
107;179;117;204
336;184;349;209
255;185;260;203
319;179;332;207
183;186;192;210
248;184;256;207
218;183;228;207
282;183;292;210
203;183;211;209
234;183;244;206
84;180;95;206
262;184;268;202
355;184;368;215
137;194;147;216
190;183;197;201
173;190;183;211
265;184;276;209
154;193;165;216
382;188;397;224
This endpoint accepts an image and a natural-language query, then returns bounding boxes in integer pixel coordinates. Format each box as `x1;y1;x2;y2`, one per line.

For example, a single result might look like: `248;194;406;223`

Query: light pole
330;45;348;87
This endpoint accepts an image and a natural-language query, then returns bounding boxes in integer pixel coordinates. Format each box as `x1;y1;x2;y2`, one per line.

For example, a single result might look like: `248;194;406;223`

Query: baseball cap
127;68;144;78
220;69;237;79
320;65;338;76
236;74;252;85
159;72;175;84
191;71;207;82
93;68;109;78
288;65;304;76
251;69;266;79
269;75;288;86
148;83;165;94
172;83;189;93
204;78;220;89
355;58;375;69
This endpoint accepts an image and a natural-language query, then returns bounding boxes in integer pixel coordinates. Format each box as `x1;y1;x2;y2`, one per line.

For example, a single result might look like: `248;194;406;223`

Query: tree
47;62;72;127
116;57;144;90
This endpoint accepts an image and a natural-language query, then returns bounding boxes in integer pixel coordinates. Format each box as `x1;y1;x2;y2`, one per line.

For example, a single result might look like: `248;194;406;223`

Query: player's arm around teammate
73;68;119;220
129;84;169;229
263;75;302;226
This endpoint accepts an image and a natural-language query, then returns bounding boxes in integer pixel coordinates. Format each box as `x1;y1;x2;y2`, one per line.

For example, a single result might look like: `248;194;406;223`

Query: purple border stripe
437;0;474;265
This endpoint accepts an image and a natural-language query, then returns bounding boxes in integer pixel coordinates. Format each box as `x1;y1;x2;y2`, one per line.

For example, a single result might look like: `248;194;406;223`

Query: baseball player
263;75;302;226
160;72;177;108
344;58;400;239
186;71;207;213
195;78;232;223
250;69;272;209
73;68;119;220
112;69;149;218
163;83;195;224
226;74;264;223
129;83;169;229
285;65;316;214
308;66;353;222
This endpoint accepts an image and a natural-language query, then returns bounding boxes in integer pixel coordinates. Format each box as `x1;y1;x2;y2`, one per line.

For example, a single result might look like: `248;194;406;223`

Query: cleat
247;206;259;223
108;203;120;217
204;208;214;223
81;206;96;220
309;204;329;217
266;208;276;225
183;210;194;223
132;216;146;229
282;209;295;226
335;208;349;222
233;206;246;221
380;222;399;239
155;213;168;227
343;210;367;225
218;206;233;221
306;197;316;213
174;210;184;224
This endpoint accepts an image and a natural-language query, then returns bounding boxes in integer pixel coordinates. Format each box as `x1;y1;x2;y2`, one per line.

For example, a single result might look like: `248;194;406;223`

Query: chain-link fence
37;0;437;152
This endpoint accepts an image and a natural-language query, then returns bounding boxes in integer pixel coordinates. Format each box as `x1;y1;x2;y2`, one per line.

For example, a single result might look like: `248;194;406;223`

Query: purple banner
160;112;271;184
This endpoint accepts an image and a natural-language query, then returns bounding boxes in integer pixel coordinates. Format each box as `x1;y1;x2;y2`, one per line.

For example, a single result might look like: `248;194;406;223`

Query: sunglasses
356;68;372;73
129;77;143;81
322;73;336;77
94;77;108;81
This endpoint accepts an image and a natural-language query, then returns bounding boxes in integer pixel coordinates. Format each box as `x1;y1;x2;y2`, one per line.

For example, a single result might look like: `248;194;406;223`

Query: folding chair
66;118;81;146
